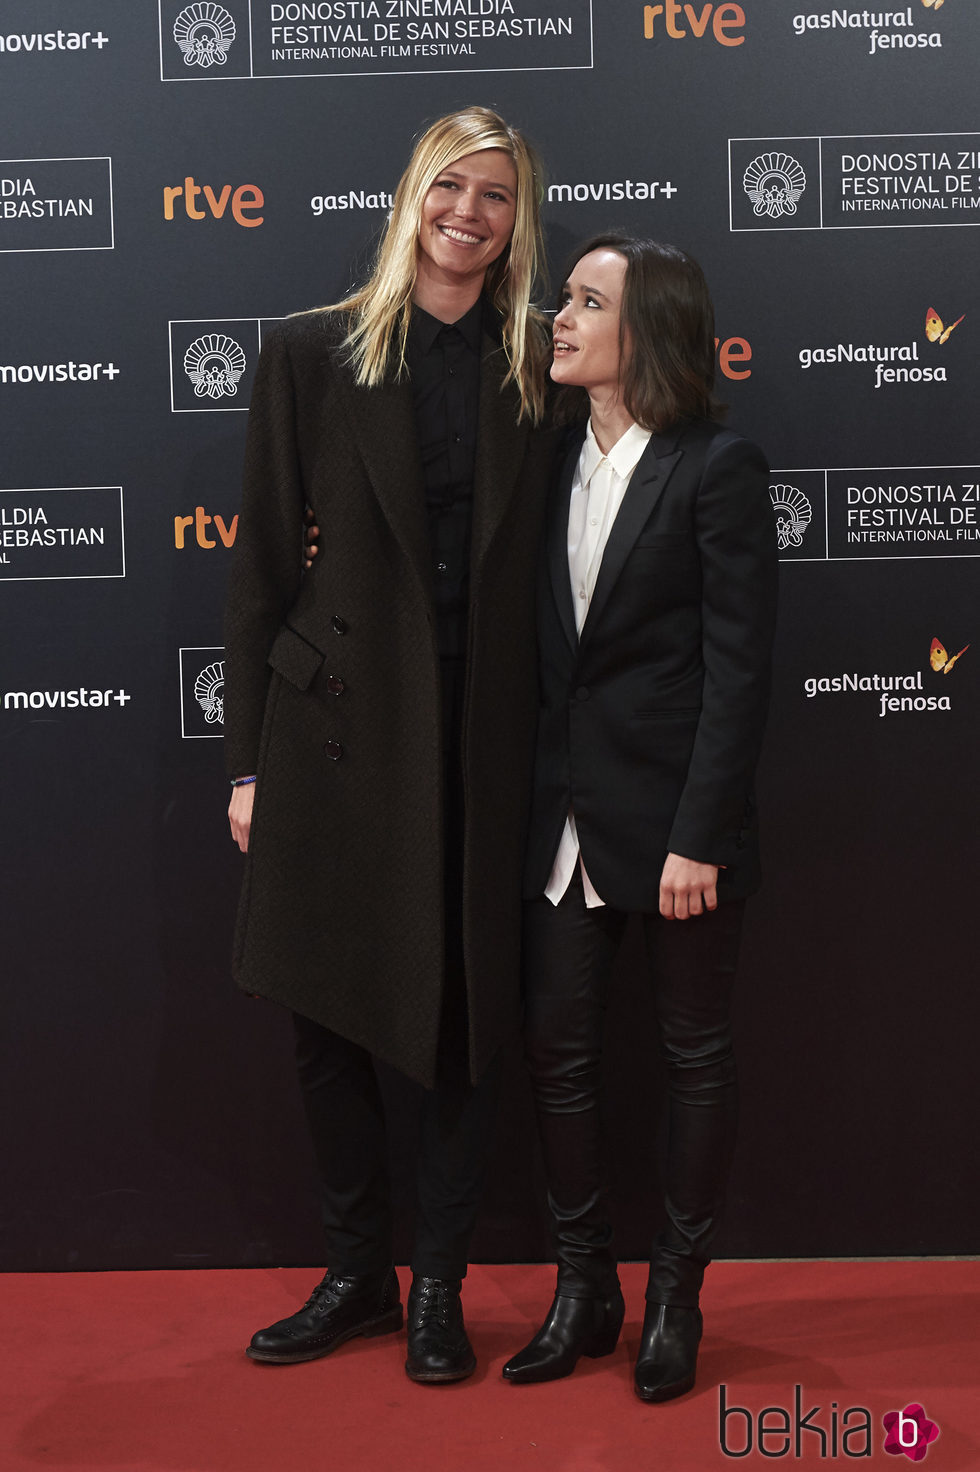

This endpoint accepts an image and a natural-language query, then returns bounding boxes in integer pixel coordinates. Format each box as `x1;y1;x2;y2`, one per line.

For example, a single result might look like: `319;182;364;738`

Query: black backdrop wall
2;0;977;1271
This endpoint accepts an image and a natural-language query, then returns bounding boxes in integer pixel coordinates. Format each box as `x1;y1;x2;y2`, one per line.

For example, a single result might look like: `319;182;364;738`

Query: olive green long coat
224;311;556;1088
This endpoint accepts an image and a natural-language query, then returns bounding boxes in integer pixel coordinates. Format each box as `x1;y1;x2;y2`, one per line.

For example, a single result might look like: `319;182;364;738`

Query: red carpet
2;1261;976;1471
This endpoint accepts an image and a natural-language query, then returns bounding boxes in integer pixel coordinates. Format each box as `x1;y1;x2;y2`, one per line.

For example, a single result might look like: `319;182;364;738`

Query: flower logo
883;1404;940;1461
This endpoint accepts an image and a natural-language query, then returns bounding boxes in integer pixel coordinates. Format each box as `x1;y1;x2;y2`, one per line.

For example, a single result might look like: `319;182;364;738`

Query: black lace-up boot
404;1275;476;1383
246;1266;402;1363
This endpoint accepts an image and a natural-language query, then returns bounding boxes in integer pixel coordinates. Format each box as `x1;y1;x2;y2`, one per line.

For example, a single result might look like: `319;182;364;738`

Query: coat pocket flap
267;624;325;691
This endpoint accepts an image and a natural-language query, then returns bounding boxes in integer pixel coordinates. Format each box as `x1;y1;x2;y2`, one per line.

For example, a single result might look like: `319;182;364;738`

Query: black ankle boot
633;1302;702;1402
502;1289;625;1384
246;1266;402;1363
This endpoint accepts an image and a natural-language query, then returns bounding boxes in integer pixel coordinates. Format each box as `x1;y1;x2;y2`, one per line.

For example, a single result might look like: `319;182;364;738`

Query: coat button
331;615;348;635
575;686;590;701
324;740;343;761
325;674;345;696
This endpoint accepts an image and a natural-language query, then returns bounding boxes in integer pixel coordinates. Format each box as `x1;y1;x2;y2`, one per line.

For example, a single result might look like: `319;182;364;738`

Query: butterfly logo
925;308;963;345
921;0;944;10
929;638;969;674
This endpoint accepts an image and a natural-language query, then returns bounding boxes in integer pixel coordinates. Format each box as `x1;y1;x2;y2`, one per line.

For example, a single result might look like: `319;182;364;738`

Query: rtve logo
163;177;264;227
643;2;746;46
715;335;752;380
174;507;238;549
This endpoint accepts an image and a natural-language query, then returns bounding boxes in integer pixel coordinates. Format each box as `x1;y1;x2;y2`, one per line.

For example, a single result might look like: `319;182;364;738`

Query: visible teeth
441;226;482;244
553;340;576;352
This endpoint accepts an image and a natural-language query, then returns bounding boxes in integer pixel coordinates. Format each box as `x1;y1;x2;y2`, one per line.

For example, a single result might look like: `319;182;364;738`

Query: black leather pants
522;870;744;1308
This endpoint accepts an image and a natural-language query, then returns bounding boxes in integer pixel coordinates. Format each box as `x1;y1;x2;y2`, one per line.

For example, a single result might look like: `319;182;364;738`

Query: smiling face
416;149;518;296
551;248;628;402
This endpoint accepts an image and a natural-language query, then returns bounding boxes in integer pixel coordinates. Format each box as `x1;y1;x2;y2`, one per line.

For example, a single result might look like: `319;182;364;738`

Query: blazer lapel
547;427;586;655
469;334;529;582
579;433;683;647
330;361;432;601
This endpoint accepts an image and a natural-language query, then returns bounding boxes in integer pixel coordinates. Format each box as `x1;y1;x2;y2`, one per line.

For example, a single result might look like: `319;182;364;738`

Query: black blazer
524;417;778;911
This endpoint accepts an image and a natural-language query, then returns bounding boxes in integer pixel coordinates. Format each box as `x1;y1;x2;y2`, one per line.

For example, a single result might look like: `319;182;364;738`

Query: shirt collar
580;418;653;486
410;296;485;356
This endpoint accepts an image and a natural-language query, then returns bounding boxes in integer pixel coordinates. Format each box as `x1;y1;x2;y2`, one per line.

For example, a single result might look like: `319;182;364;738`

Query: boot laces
413;1279;454;1329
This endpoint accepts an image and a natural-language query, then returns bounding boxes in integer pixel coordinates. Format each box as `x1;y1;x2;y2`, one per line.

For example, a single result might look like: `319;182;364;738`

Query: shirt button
331;615;348;636
578;589;587;600
590;518;598;526
453;434;462;443
324;740;343;761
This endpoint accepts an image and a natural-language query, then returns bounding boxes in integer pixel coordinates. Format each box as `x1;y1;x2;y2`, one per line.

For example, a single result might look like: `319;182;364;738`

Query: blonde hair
328;106;548;423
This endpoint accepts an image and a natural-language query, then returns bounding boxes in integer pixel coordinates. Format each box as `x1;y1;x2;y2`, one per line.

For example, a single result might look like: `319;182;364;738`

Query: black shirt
405;298;483;661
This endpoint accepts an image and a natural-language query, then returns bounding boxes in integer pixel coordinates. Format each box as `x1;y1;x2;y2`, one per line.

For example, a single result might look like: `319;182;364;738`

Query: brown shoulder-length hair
554;233;725;432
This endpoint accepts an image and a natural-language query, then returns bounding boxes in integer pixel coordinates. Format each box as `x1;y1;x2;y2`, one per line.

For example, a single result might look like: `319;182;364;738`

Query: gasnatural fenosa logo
803;637;969;717
789;2;946;56
797;305;966;389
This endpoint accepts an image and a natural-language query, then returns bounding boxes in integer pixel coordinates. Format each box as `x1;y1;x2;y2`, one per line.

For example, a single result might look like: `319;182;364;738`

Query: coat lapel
330;360;432;602
579;432;683;648
547;427;586;655
469;333;530;582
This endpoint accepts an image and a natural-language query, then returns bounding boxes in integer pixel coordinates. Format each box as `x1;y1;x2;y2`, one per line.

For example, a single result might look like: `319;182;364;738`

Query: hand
303;506;320;569
659;852;719;920
228;782;255;853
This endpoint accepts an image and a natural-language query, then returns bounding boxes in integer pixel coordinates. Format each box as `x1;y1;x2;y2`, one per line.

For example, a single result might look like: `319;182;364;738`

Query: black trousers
290;655;500;1282
292;1013;501;1281
522;869;745;1308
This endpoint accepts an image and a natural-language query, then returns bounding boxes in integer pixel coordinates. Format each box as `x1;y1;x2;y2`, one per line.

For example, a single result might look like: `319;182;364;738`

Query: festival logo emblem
769;484;813;551
194;660;225;723
179;647;225;737
925;307;963;345
921;0;944;9
929;636;969;674
743;153;807;220
183;333;246;400
173;3;236;68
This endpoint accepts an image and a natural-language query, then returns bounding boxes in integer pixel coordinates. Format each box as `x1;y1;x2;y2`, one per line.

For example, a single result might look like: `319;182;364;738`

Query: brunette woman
501;236;777;1401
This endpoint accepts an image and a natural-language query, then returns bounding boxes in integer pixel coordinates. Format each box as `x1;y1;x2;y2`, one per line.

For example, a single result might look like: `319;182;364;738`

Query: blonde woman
224;108;554;1383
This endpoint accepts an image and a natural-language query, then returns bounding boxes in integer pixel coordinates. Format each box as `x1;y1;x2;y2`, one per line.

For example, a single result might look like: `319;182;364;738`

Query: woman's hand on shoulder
228;783;256;853
659;852;719;919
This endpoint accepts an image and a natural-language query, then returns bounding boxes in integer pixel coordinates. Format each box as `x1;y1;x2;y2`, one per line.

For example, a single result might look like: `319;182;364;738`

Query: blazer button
575;686;590;701
331;615;348;635
324;740;343;761
325;674;345;696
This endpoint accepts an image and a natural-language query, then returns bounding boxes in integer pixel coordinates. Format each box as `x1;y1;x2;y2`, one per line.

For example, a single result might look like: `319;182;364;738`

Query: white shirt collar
579;418;653;488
